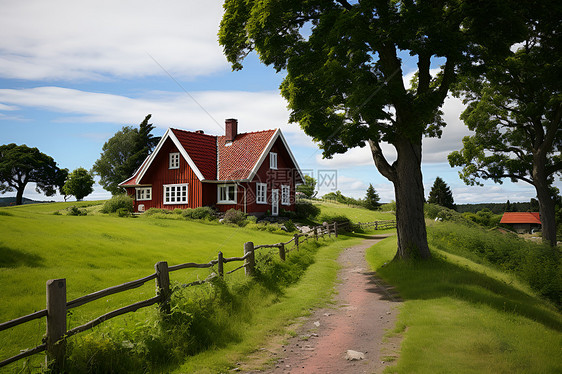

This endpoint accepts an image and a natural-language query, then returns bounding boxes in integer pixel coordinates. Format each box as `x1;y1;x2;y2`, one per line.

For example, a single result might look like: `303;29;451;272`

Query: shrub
380;200;396;212
116;208;131;218
67;206;87;216
101;194;134;213
222;209;246;226
295;200;320;219
182;207;216;220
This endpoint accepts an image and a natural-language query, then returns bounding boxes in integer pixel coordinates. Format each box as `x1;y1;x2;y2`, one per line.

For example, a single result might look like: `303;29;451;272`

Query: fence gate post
279;244;285;261
218;251;224;277
46;279;67;370
313;226;318;241
244;242;255;276
155;261;171;315
334;222;338;237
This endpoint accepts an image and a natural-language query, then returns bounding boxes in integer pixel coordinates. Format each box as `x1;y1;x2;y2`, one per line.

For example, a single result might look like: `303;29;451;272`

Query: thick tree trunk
393;138;432;259
533;162;557;247
15;185;25;205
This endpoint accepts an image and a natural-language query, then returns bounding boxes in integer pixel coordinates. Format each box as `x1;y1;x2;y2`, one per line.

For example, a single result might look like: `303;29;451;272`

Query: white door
271;189;279;216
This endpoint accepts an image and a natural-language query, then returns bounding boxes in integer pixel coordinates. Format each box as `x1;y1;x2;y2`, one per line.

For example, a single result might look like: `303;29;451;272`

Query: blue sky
0;0;554;204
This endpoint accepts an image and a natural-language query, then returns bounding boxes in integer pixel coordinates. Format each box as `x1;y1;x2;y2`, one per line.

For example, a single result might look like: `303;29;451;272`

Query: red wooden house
119;119;304;216
500;212;542;234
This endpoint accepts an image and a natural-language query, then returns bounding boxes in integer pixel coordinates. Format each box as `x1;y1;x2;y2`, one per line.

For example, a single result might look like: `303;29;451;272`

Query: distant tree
56;168;69;201
296;175;316;198
427;177;455;210
364;184;380;210
62;168;95;201
504;200;517;212
92;114;160;195
448;2;561;246
0;144;66;205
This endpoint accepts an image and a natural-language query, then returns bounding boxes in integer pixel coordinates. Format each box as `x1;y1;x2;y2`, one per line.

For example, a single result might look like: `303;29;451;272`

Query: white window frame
163;183;188;204
281;185;290;205
169;152;180;169
217;184;237;204
270;152;278;169
256;182;267;204
135;187;152;201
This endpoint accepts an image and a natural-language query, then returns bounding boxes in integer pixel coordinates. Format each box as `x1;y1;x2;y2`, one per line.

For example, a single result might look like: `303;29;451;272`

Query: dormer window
169;152;180;169
270;152;278;169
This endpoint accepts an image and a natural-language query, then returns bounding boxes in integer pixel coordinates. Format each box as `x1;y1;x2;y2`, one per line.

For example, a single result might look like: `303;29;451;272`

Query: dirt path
241;235;402;374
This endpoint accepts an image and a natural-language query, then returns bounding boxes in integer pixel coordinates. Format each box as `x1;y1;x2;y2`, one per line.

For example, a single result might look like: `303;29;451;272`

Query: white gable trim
135;128;206;183
245;129;305;183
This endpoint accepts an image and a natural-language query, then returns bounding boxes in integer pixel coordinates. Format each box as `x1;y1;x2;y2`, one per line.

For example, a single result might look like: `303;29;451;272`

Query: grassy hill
0;201;302;370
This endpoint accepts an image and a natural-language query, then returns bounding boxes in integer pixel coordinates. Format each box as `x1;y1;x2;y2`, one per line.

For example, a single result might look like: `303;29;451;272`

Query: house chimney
195;130;204;134
225;118;238;142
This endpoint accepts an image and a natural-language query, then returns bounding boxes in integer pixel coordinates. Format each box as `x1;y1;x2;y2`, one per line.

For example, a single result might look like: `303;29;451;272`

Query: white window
169;152;180;169
270;152;278;169
281;185;290;205
256;183;267;204
218;184;237;204
136;187;152;201
164;184;188;204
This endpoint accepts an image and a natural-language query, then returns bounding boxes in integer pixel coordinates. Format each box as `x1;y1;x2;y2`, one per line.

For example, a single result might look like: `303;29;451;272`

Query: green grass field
0;201;299;371
367;233;562;373
311;200;395;222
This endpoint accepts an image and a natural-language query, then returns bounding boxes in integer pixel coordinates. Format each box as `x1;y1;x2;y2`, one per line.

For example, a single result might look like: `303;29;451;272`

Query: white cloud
0;1;227;80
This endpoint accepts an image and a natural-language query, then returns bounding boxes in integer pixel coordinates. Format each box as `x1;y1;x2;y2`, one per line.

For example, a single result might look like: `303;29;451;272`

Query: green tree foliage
0;143;66;205
364;184;380;210
427;177;455;210
296;175;316;198
92;114;160;195
62;168;95;201
219;0;525;260
449;2;561;246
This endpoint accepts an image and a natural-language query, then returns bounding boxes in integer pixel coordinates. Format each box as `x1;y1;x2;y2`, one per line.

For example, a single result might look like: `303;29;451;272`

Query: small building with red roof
500;212;542;234
119;118;304;216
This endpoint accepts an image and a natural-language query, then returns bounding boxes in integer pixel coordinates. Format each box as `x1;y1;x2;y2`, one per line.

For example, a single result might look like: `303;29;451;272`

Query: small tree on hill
62;168;95;201
296;175;316;198
364;184;380;210
92;114;160;195
0;144;66;205
428;177;455;210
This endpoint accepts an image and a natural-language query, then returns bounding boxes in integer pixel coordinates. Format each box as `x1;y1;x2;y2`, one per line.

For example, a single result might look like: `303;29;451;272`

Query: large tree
427;177;455;210
219;0;524;259
62;168;95;201
0;144;66;205
296;175;317;198
448;2;561;246
92;114;160;195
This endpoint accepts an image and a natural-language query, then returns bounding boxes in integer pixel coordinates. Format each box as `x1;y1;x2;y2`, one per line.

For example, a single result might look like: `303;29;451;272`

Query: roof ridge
170;127;217;138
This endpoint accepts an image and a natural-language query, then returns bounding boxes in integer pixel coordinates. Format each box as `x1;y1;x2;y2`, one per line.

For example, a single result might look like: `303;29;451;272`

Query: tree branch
336;0;353;10
368;139;397;182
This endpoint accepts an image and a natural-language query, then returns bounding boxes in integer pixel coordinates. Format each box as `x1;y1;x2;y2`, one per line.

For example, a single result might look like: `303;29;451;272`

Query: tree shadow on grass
0;244;44;267
378;256;562;332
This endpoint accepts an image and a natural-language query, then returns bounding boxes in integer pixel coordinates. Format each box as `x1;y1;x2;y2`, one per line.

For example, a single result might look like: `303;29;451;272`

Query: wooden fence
356;220;396;231
0;221;343;370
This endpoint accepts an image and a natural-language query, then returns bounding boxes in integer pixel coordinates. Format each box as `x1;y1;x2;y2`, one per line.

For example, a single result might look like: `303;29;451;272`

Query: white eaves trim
134;128;206;183
246;129;305;183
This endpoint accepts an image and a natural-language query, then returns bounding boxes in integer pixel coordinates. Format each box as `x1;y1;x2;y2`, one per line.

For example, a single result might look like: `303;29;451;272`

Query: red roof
500;212;541;224
171;129;217;180
217;130;276;180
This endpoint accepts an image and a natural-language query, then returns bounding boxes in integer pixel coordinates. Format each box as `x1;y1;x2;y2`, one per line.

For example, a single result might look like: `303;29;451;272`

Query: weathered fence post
155;261;171;315
313;226;318;241
244;242;255;276
218;251;224;277
46;279;67;370
279;243;286;261
334;222;338;238
375;221;378;230
294;234;299;250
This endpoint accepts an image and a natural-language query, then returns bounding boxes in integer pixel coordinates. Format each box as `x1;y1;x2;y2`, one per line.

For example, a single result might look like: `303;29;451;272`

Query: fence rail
0;218;394;370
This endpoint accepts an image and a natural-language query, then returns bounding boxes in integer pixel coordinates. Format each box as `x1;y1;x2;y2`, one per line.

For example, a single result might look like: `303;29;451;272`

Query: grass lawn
367;236;562;373
0;201;295;370
312;200;395;222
